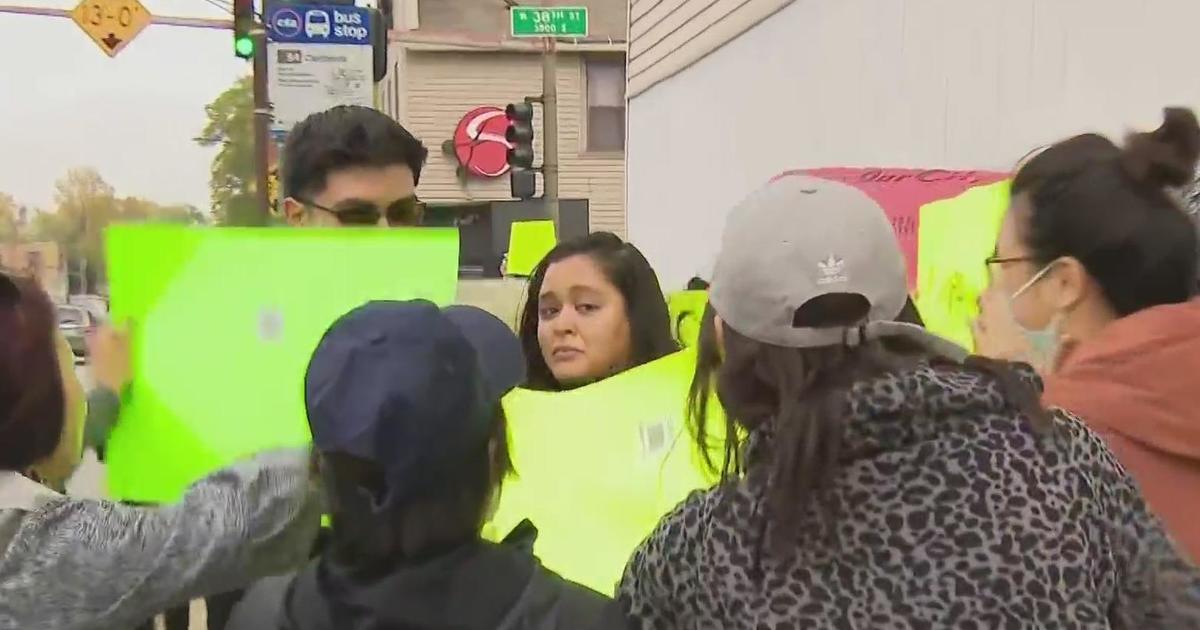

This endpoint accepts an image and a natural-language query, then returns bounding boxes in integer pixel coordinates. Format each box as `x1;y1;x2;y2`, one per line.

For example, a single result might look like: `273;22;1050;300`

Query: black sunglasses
301;195;424;227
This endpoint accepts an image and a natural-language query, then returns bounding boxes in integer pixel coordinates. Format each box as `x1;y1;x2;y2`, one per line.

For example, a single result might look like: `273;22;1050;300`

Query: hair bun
1122;107;1200;188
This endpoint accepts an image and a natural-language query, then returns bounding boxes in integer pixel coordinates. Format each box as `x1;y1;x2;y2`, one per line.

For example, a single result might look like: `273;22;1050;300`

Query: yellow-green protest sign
916;180;1011;350
667;290;708;348
104;225;460;503
487;348;721;593
506;220;556;277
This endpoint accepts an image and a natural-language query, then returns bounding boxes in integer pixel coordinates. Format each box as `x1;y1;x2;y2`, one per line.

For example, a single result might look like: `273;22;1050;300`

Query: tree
48;168;119;292
196;76;260;225
21;169;208;291
118;197;208;225
0;193;18;242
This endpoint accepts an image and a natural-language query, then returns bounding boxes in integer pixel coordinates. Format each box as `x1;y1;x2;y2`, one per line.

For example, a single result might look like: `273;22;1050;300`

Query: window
585;58;625;152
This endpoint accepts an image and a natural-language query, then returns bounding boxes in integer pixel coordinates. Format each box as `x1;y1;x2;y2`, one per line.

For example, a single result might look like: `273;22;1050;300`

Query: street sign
70;0;152;58
510;6;588;38
266;4;375;135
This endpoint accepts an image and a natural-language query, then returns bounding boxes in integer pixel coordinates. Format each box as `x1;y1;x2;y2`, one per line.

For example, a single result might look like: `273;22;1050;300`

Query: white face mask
1006;262;1063;371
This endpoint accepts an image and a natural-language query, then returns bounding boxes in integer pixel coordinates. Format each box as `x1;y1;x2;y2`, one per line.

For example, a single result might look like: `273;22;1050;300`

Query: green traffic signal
235;36;255;58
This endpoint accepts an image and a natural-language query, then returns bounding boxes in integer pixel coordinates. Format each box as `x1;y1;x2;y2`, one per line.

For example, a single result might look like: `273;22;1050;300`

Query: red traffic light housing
505;102;536;170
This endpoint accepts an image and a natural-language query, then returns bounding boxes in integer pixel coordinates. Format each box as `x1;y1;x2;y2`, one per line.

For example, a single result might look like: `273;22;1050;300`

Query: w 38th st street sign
510;6;588;38
70;0;152;57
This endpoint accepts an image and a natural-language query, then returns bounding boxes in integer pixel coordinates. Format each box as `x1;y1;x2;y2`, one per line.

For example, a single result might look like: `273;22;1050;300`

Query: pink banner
772;168;1008;288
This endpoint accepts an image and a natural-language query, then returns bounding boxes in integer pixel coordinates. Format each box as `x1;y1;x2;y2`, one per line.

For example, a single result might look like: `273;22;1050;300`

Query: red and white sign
453;106;511;178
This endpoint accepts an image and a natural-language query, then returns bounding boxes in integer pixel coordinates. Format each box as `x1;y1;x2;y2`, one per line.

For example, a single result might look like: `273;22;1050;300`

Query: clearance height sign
266;3;374;134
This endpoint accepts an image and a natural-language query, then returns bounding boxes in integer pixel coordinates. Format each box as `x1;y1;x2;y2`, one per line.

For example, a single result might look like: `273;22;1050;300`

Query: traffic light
505;102;535;170
372;0;392;82
233;0;255;59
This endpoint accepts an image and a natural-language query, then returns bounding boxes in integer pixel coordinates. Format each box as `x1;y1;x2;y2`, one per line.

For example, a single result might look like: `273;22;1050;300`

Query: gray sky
0;0;248;211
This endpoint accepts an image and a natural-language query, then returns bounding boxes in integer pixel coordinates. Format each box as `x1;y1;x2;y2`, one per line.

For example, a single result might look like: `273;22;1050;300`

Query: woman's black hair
517;231;678;390
687;294;1049;557
1011;107;1200;315
0;273;65;474
324;405;514;570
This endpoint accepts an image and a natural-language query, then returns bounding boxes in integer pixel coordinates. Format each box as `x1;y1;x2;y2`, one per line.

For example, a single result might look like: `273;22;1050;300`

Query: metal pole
252;24;272;226
0;5;233;29
541;36;559;232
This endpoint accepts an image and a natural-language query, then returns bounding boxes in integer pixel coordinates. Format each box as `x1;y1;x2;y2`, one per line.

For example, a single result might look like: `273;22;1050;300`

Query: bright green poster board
915;180;1011;351
506;220;556;277
486;348;722;594
104;225;459;503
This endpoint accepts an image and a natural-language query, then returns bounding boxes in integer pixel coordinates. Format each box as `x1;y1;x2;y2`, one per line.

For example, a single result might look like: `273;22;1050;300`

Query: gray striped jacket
0;449;321;630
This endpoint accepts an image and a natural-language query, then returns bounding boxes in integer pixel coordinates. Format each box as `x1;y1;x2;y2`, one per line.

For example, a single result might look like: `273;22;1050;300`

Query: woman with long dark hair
974;108;1200;561
0;273;321;629
617;175;1200;628
516;232;677;390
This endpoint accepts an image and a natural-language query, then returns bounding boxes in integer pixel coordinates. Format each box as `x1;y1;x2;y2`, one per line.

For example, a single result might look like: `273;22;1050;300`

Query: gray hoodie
0;449;321;630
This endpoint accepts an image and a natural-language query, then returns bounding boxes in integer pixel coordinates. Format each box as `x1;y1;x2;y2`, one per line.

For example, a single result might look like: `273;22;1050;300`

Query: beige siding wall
626;0;1200;290
628;0;793;98
400;51;626;235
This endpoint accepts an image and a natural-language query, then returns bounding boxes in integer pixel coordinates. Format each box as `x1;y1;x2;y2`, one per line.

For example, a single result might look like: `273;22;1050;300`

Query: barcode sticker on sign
258;307;284;343
639;419;672;459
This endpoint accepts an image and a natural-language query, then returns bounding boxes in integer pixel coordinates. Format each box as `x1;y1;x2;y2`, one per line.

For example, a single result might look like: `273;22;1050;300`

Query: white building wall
626;0;1200;290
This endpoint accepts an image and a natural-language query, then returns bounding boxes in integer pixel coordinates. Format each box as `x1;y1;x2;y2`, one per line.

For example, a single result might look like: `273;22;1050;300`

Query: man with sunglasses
149;105;431;630
282;105;428;228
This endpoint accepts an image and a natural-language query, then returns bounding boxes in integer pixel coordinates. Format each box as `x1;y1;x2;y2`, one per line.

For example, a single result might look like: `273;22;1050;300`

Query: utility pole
541;36;559;231
252;21;272;226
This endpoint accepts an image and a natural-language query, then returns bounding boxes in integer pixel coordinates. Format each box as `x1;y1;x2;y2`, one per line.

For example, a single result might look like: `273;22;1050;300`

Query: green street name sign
510;6;589;38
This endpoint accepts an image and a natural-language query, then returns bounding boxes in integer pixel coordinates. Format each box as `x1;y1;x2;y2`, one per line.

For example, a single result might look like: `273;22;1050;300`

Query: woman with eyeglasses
0;273;322;629
974;108;1200;561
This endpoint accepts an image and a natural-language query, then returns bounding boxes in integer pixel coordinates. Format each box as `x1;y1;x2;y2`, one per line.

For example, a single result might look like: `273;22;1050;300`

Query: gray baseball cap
709;174;965;358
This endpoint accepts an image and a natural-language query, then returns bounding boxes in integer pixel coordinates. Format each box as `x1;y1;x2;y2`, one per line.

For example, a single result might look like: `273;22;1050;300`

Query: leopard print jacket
618;363;1200;629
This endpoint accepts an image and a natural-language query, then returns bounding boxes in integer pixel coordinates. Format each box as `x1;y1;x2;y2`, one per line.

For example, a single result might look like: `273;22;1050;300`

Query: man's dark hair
282;105;429;200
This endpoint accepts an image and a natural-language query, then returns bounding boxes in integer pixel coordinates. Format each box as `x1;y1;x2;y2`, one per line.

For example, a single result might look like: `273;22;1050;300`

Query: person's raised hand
971;287;1034;364
88;324;132;393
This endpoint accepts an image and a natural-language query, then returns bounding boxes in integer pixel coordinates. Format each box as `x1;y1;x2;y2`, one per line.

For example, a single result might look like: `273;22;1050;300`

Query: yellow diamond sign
71;0;152;58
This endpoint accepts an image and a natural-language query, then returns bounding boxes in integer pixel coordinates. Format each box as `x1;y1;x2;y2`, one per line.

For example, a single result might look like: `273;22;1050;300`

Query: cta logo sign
271;8;302;38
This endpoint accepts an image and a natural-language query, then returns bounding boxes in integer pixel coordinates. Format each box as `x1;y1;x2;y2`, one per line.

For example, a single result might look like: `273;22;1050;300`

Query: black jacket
226;521;629;630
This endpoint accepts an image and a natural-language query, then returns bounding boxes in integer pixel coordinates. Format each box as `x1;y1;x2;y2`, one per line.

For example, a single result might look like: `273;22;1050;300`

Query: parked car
57;304;97;359
68;293;108;319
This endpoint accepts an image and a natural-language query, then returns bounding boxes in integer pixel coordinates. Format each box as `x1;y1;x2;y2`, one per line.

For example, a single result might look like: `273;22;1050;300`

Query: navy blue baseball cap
304;300;525;509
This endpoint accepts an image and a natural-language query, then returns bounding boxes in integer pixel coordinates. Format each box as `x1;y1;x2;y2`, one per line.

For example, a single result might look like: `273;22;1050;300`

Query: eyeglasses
300;195;424;227
984;255;1035;267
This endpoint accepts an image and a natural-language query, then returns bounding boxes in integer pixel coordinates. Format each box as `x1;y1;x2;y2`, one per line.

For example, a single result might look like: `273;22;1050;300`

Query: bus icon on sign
305;10;331;38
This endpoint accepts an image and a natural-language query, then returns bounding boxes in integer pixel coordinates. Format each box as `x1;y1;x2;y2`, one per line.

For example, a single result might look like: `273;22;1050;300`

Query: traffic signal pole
252;22;272;225
541;36;560;231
